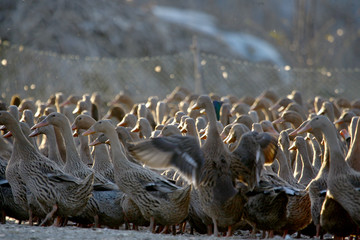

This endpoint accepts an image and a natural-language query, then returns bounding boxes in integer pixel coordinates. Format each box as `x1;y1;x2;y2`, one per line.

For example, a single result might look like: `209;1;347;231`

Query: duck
276;131;298;186
0;175;29;224
28;124;64;167
272;110;304;129
10;94;21;107
223;123;250;151
289;136;316;186
233;114;254;130
131;117;152;139
0;110;94;226
72;114;115;181
104;105;126;124
18;99;36;114
242;180;290;238
128;95;278;236
219;103;232;126
250;97;274;122
83;119;192;233
87;133;148;230
291;115;360;237
31;112;114;187
230;103;251;117
110;91;135;112
345;116;360;171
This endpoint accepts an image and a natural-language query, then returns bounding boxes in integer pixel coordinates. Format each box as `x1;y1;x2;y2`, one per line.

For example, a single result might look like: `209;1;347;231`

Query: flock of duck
0;86;360;238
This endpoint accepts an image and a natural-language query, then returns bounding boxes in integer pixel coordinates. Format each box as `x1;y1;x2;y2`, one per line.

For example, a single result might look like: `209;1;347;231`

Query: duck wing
128;135;204;185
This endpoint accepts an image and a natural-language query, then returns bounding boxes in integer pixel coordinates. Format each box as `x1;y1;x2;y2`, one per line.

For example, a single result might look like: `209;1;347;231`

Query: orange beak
31;118;49;130
83;127;96;136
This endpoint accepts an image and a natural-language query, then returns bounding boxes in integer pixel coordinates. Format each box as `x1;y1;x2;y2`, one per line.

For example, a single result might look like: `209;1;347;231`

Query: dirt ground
0;218;289;240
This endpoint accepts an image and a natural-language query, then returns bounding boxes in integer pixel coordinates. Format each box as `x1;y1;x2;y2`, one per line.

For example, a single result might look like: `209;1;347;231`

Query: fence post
191;35;204;95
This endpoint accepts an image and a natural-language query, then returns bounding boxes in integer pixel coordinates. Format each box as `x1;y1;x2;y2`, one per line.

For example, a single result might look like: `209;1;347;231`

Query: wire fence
1;40;360;104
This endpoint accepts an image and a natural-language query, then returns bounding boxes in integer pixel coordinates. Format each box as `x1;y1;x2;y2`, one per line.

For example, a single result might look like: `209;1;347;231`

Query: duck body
243;180;289;232
84;119;192;229
292;115;360;235
0;111;94;224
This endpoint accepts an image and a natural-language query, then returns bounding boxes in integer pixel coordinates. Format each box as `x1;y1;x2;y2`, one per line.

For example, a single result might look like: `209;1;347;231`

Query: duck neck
59;120;84;169
293;151;302;180
276;148;297;184
77;129;93;166
289;115;303;129
46;127;64;166
7;121;36;161
203;100;221;146
346;120;360;170
106;128;132;171
322;123;347;175
297;142;315;184
91;132;112;171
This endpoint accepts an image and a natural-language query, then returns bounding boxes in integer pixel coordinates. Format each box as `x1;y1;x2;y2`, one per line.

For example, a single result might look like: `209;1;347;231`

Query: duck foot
41;204;58;226
160;225;169;234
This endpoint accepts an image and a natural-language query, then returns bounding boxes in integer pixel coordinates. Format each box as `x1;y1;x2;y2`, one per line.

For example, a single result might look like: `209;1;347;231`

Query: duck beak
289;123;312;136
59;100;70;108
89;139;100;147
29;129;40;138
83;126;96;136
191;103;200;110
288;142;297;151
3;131;12;138
103;113;111;119
272;117;284;125
269;104;280;111
224;134;235;144
131;126;140;133
73;129;79;137
334;118;344;125
117;120;126;127
72;106;81;115
317;108;326;116
31;118;49;130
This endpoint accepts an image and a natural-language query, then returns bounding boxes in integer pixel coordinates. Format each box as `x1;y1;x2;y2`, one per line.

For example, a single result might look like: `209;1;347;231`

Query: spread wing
128;135;204;186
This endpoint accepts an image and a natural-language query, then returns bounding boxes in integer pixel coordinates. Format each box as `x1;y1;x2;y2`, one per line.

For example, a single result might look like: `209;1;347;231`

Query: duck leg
52;216;62;227
1;210;5;224
226;225;233;237
315;224;321;238
149;216;156;233
212;218;219;237
207;224;212;235
94;214;100;228
40;204;58;226
160;225;169;234
28;209;33;226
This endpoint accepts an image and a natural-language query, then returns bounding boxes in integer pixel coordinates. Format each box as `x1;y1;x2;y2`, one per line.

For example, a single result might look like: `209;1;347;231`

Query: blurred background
0;0;359;102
